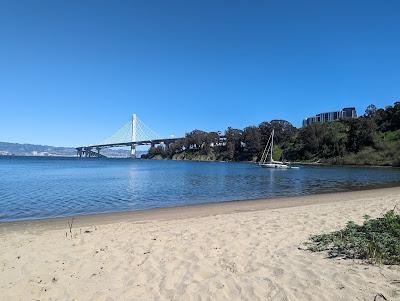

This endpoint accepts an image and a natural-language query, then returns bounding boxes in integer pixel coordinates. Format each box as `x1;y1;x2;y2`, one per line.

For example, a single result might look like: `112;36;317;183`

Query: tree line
143;101;400;166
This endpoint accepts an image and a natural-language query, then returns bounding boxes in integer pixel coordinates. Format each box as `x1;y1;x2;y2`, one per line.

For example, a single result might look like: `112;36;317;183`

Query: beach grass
306;209;400;264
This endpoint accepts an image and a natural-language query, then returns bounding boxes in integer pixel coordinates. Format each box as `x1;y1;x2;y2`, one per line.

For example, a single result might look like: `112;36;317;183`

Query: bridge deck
77;136;226;150
76;136;226;158
76;137;185;150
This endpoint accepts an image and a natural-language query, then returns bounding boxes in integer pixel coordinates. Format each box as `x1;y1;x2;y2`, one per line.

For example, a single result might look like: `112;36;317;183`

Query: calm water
1;156;400;222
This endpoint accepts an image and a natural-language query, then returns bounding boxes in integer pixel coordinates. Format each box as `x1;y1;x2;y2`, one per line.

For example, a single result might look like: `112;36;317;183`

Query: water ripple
1;157;400;221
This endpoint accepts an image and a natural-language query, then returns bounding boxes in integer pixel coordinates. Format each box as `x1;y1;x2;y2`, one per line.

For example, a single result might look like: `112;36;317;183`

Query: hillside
143;102;400;167
0;142;135;158
0;142;76;157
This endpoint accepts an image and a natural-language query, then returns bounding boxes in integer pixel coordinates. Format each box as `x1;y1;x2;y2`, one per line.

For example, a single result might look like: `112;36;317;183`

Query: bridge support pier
130;144;136;158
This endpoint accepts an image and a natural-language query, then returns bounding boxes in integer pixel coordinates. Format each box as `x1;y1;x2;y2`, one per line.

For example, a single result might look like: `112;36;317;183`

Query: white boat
259;129;298;169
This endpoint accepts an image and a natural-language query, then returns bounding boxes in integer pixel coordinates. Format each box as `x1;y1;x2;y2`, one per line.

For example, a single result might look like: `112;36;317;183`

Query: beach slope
1;187;400;300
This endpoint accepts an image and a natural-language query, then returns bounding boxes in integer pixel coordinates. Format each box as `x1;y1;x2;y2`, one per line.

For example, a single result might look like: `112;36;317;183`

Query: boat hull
260;163;291;169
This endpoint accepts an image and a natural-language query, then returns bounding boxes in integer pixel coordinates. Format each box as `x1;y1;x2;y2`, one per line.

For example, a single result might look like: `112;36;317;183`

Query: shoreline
146;156;400;168
2;154;400;169
2;186;400;300
2;186;400;231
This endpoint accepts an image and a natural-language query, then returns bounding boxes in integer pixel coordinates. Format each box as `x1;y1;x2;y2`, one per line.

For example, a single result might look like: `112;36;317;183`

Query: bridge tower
131;113;137;158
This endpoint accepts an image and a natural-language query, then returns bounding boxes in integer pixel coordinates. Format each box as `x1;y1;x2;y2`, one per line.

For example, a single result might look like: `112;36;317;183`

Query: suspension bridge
76;114;185;158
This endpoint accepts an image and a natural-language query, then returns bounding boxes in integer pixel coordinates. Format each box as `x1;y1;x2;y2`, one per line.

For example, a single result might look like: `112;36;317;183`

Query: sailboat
259;129;297;169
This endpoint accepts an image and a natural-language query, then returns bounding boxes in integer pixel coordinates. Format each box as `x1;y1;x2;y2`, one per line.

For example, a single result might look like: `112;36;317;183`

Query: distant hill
0;142;76;157
0;142;143;158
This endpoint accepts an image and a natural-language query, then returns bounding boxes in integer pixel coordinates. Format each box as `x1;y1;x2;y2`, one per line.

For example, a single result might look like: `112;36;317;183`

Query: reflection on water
1;157;400;221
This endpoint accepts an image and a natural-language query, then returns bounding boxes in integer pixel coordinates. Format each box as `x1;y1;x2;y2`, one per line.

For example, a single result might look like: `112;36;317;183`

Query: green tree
242;126;262;158
297;122;346;159
345;118;376;152
258;121;272;146
203;132;220;155
225;127;242;160
184;130;208;149
364;104;377;117
321;122;347;158
269;120;296;144
298;123;325;159
166;141;184;157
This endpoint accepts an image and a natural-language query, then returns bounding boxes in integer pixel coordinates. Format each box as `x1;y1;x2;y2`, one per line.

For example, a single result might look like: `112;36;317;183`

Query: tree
296;122;346;159
269;120;296;144
242;126;262;158
258;121;272;146
148;145;166;158
203;132;220;155
364;104;377;117
391;101;400;130
371;103;400;132
298;123;326;159
225;127;242;160
345;118;376;152
166;141;184;157
184;130;208;149
321;122;347;158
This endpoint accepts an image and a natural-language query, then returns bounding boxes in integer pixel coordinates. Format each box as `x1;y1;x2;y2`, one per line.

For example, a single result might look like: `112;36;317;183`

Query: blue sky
1;0;399;146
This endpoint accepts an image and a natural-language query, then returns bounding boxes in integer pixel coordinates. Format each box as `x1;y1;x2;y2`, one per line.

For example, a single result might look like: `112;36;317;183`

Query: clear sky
1;0;399;146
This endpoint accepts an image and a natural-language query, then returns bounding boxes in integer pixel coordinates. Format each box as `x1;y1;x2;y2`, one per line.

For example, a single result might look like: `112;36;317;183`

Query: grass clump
306;210;400;264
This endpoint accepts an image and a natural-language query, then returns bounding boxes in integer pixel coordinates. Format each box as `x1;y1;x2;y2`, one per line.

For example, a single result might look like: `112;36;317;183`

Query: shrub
306;210;400;264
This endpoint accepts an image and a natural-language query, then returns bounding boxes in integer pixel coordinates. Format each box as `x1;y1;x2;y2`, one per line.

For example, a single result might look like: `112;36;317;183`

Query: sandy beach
1;187;400;301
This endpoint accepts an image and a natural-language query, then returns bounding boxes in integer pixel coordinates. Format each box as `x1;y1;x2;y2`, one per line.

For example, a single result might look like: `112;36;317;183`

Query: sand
1;187;400;301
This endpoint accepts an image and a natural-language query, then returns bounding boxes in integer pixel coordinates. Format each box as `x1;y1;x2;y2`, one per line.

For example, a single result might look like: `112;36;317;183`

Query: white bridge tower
131;113;137;158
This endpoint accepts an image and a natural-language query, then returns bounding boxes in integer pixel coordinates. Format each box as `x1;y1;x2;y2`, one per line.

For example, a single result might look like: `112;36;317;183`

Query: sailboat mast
270;129;274;162
259;131;272;165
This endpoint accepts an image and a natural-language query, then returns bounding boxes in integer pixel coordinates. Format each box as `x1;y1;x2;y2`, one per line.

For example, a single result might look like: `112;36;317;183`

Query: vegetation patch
306;210;400;264
142;101;400;166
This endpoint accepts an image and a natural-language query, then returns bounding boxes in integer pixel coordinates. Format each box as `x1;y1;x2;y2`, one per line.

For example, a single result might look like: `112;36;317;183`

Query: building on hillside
302;107;357;127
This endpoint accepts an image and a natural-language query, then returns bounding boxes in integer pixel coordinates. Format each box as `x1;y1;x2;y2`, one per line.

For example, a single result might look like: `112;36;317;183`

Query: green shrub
306;210;400;264
384;129;400;142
